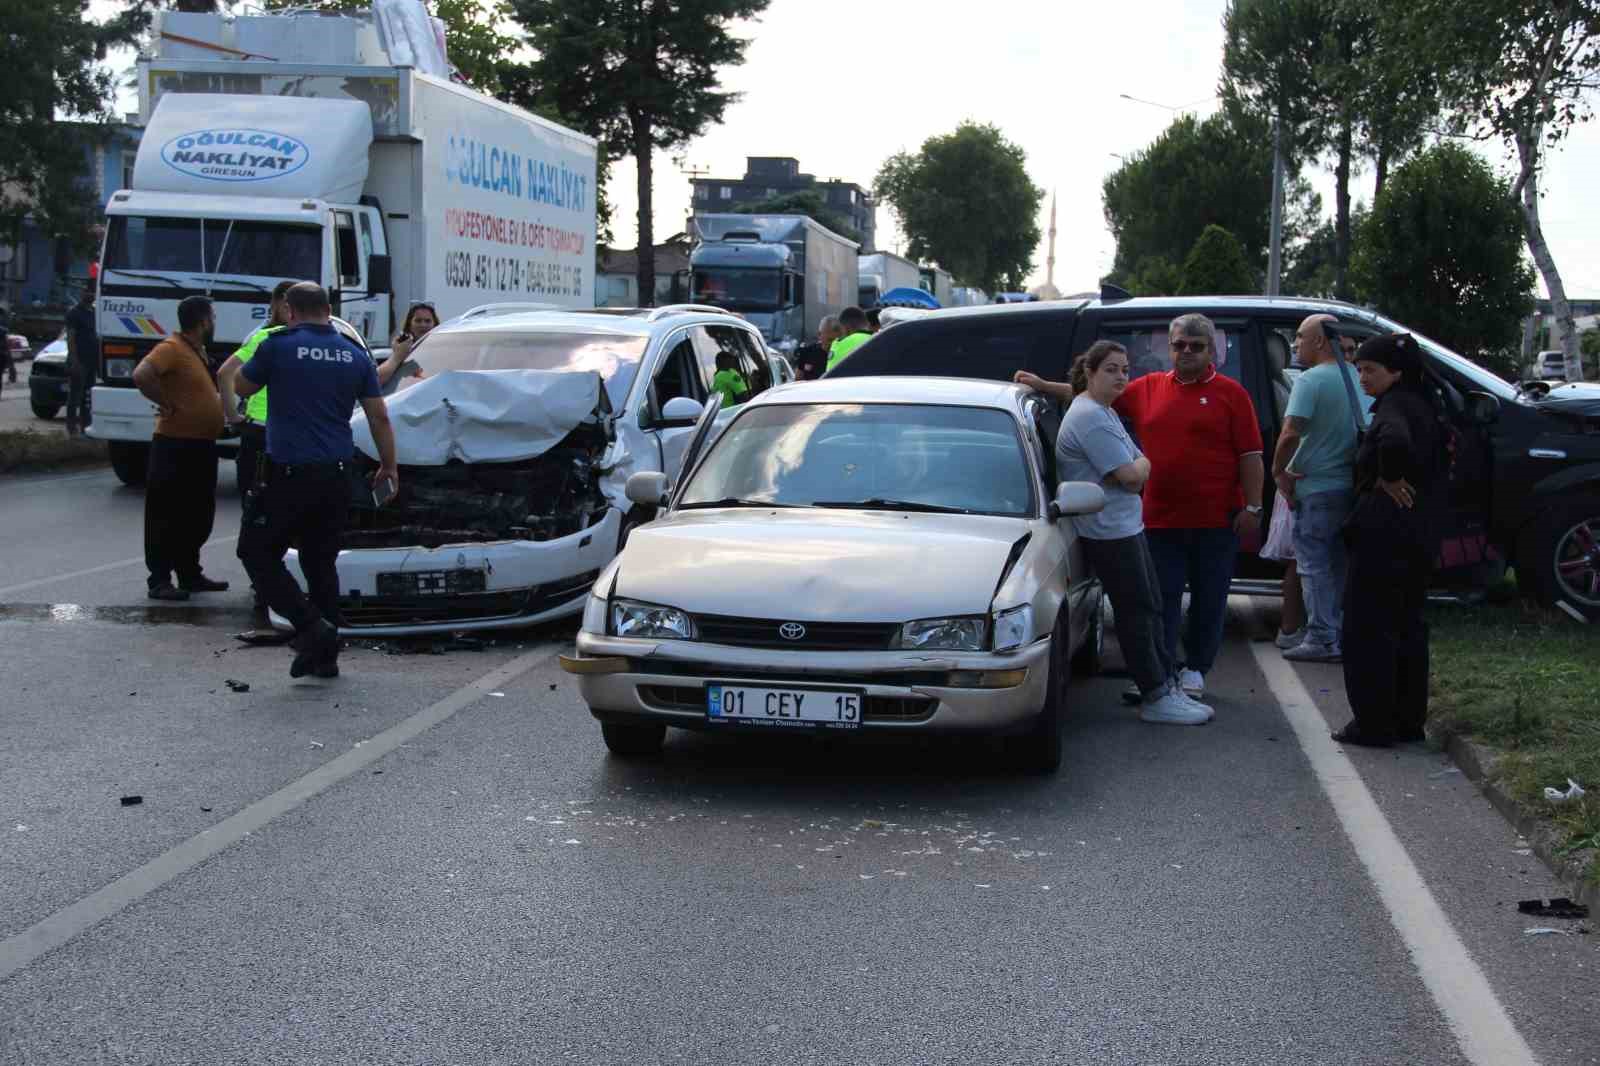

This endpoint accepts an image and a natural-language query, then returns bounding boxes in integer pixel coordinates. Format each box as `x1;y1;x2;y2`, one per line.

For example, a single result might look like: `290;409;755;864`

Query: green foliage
874;122;1042;294
1351;143;1535;357
0;0;153;250
1178;225;1256;296
510;0;769;302
1121;255;1183;298
729;191;858;245
1101;111;1274;283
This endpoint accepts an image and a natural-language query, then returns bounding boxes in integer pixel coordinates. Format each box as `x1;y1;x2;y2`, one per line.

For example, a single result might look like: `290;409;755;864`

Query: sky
96;0;1600;298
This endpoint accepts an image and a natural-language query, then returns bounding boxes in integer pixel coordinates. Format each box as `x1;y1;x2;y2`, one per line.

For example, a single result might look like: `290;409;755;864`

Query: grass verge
0;428;107;475
1428;599;1600;885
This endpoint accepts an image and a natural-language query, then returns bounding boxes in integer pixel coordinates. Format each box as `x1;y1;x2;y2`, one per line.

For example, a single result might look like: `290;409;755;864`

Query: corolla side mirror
659;396;704;427
1464;390;1501;426
1052;481;1106;520
625;471;670;508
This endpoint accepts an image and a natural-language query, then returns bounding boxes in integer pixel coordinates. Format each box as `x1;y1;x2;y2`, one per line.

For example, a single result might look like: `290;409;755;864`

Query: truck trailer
688;213;858;351
88;8;598;484
857;252;921;309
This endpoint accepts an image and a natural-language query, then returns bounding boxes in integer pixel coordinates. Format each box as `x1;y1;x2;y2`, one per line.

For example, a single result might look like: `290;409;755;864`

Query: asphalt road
2;467;1596;1065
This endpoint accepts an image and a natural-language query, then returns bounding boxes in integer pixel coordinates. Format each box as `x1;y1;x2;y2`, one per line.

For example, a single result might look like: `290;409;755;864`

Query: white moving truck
89;9;598;484
857;252;921;309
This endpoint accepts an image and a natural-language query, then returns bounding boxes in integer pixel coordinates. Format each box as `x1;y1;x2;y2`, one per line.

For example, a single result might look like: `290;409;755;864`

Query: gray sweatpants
1081;533;1173;701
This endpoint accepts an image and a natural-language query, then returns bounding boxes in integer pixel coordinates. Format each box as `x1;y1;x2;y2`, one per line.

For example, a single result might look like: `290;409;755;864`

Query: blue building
1;122;143;320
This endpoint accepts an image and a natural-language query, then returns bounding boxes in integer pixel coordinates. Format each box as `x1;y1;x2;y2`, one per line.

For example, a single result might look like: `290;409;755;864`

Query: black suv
828;295;1600;619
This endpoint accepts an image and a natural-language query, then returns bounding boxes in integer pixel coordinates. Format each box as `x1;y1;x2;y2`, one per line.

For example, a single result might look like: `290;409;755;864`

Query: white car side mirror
661;396;704;423
625;471;670;508
1053;481;1106;518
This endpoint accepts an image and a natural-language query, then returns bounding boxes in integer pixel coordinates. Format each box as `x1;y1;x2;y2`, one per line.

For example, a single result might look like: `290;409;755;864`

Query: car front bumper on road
564;629;1053;734
269;509;623;636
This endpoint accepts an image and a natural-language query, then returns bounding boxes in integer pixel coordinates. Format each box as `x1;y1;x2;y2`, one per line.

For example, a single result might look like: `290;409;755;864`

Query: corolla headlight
897;616;986;651
581;594;607;634
991;605;1034;652
610;598;695;640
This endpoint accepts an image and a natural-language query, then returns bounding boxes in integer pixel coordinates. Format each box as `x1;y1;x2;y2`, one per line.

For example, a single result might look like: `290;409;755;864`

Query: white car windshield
678;403;1036;517
403;330;649;407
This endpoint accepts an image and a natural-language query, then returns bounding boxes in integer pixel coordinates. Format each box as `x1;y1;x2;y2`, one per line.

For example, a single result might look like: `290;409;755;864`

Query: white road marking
0;534;240;598
0;645;554;984
1242;601;1540;1066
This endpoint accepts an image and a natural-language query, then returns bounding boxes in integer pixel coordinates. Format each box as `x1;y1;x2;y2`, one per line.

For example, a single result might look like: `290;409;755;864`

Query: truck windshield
104;217;322;280
403;330;650;408
691;269;781;311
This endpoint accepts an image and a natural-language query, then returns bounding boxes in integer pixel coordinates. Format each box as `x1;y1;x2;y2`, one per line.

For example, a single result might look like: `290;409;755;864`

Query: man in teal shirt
1272;315;1374;663
826;306;873;371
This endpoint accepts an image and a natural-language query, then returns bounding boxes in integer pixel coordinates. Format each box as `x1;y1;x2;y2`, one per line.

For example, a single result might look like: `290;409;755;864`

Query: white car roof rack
645;304;737;321
452;301;568;322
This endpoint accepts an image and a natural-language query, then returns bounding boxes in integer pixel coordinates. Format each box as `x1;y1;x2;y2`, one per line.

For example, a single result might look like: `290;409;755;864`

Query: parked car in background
27;334;70;420
271;305;779;637
7;333;31;363
826;294;1600;620
1531;350;1567;382
562;376;1108;773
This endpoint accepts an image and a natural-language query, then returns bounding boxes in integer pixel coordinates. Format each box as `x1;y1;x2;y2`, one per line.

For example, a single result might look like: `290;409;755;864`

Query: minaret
1046;189;1057;289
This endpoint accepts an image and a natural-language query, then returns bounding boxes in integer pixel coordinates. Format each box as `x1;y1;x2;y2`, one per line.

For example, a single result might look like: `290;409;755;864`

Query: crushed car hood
1535;382;1600;419
615;509;1029;622
353;369;608;466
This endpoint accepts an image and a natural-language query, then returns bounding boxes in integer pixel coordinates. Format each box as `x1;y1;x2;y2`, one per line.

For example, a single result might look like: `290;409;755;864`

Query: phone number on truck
443;252;585;298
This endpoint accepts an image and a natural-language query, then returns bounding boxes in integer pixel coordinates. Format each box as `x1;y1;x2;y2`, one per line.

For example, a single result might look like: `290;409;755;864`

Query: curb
1441;731;1597;910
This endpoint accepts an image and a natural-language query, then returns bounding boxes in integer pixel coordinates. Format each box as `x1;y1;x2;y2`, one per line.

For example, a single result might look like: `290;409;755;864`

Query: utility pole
1266;114;1284;297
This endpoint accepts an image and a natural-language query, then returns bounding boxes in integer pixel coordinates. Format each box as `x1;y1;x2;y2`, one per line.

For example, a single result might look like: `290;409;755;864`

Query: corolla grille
691;614;899;651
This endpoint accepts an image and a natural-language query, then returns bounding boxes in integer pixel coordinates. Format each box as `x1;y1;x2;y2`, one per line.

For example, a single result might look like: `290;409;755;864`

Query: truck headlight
581;594;607;634
897;616;986;652
991;605;1034;652
609;598;695;640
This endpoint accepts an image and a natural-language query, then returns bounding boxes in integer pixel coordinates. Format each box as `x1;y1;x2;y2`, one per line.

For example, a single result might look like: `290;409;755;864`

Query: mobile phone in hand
372;475;397;508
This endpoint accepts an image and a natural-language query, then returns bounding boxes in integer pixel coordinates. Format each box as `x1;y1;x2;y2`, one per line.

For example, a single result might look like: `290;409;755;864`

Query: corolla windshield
677;403;1037;517
400;330;649;407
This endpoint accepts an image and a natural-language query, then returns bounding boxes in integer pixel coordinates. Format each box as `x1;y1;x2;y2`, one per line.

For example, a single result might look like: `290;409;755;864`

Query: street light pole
1267;114;1284;297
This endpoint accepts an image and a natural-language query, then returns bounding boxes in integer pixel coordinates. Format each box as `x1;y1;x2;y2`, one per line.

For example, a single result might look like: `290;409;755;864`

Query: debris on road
1518;898;1590;920
1542;778;1586;804
224;679;250;693
119;795;143;807
309;741;324;750
233;630;293;647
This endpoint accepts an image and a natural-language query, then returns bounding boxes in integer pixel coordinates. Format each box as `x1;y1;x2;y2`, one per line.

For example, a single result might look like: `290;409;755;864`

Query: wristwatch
1244;504;1263;515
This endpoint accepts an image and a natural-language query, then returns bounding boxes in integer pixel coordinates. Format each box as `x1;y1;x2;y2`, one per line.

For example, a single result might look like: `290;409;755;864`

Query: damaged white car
274;306;780;635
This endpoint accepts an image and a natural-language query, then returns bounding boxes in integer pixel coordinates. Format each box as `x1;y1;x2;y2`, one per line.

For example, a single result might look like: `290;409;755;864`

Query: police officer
218;279;295;497
223;282;398;679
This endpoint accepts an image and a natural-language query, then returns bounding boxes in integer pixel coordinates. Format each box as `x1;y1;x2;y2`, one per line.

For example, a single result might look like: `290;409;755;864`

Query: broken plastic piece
224;679;250;693
1518;898;1589;920
1543;778;1586;804
120;795;143;807
1523;927;1572;936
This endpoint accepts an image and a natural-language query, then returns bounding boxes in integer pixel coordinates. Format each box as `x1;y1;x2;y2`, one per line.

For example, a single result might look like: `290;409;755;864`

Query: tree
875;122;1043;294
1405;0;1600;381
729;190;858;244
1179;225;1257;295
1100;111;1275;288
1120;255;1183;297
0;0;152;253
510;0;769;306
1350;143;1535;361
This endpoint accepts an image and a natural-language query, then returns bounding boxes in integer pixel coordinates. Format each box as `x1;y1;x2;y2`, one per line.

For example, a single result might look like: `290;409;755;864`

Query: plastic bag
1260;491;1296;561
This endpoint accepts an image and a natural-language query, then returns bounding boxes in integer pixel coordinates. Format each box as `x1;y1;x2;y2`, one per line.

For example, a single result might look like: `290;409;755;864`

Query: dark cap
1354;332;1422;377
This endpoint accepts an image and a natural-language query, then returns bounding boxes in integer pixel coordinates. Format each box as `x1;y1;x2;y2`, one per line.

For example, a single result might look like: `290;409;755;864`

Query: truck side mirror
367;254;393;295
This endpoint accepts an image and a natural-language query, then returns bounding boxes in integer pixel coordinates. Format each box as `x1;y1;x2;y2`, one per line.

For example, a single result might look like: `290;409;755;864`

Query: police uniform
236;321;380;670
231;323;284;495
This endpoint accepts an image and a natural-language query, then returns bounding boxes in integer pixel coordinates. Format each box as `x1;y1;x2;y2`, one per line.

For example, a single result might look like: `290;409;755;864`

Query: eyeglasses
1169;339;1209;354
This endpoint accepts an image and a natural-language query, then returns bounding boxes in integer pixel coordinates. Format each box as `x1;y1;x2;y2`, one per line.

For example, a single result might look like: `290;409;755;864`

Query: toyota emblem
778;622;807;641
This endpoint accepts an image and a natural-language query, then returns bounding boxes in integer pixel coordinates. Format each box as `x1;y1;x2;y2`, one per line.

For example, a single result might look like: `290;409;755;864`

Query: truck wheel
31;402;59;420
1009;622;1065;774
108;441;149;486
1518;496;1600;620
601;721;666;758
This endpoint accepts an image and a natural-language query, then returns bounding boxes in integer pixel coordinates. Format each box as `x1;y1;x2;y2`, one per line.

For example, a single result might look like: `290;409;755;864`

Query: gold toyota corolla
560;376;1108;773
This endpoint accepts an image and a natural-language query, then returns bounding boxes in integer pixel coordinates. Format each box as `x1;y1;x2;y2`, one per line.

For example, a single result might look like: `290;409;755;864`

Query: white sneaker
1122;682;1142;706
1178;690;1214;721
1275;626;1306;650
1178;669;1205;698
1282;641;1342;663
1139;691;1209;726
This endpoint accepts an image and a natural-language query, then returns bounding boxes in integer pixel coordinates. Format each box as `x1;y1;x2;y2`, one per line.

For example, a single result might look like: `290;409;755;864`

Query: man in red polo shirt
1018;313;1264;700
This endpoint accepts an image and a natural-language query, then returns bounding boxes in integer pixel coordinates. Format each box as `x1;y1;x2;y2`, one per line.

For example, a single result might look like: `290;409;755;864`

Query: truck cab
688;235;802;350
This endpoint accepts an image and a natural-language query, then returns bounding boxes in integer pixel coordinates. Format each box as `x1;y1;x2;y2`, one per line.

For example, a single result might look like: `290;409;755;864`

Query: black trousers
145;435;219;589
1082;533;1173;699
1340;532;1430;740
235;422;267;496
67;363;94;426
237;462;347;637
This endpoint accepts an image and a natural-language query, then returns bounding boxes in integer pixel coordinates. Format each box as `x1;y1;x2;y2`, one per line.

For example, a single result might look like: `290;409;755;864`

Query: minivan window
406;330;649;407
1373;316;1519;401
826;319;1067;380
1096;323;1244;382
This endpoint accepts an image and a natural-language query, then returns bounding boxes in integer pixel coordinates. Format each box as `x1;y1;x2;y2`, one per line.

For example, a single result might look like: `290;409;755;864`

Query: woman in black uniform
1333;333;1443;747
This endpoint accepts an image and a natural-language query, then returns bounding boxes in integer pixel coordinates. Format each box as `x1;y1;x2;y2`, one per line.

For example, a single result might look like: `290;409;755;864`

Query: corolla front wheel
601;720;667;758
1009;624;1065;774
